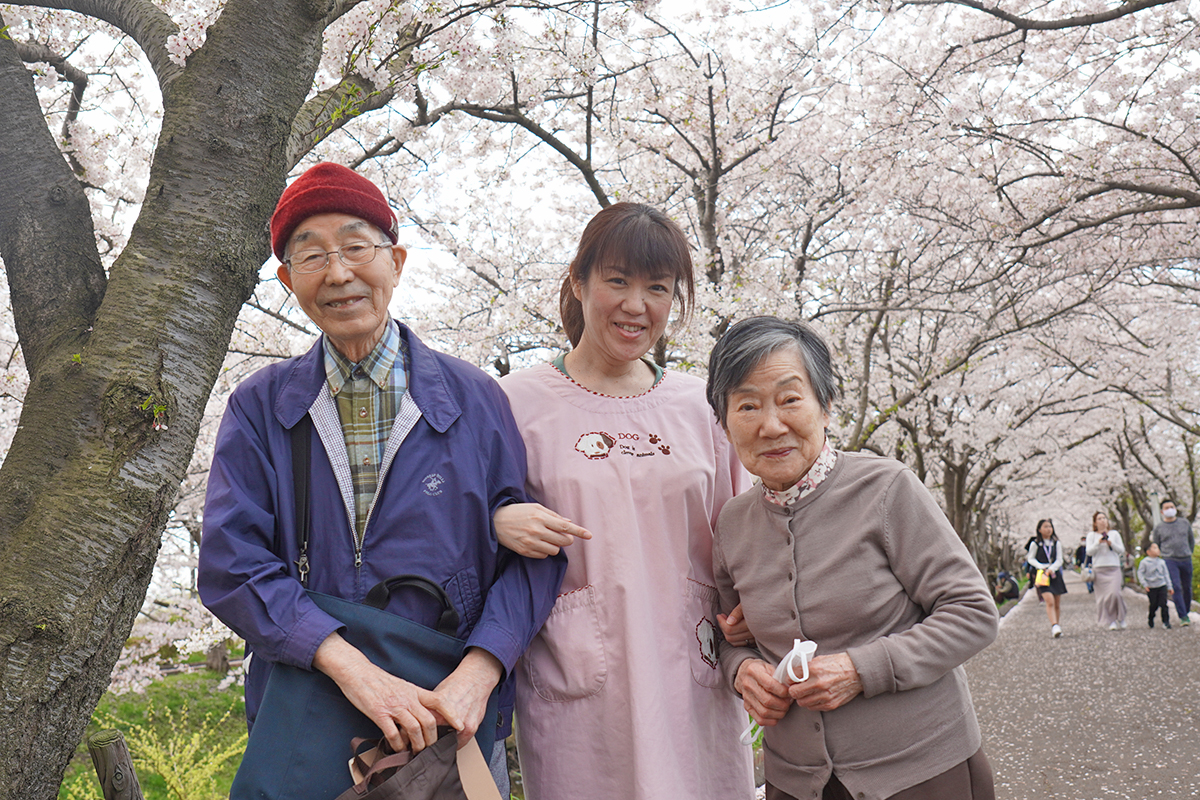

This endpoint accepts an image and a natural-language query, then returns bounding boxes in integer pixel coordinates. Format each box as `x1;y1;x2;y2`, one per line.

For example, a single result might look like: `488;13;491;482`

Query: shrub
112;703;247;800
59;672;246;800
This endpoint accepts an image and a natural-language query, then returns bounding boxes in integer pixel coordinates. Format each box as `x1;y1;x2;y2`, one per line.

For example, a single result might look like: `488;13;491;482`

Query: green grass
58;670;246;800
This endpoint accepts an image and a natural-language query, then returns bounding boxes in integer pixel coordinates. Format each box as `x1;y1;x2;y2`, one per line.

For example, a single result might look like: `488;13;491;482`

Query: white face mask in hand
739;639;818;746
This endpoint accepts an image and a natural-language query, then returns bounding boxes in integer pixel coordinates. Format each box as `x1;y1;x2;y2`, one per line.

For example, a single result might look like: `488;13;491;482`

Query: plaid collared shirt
324;321;408;538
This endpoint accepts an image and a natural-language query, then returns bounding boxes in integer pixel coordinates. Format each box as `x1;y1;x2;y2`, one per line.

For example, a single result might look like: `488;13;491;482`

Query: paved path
965;571;1200;799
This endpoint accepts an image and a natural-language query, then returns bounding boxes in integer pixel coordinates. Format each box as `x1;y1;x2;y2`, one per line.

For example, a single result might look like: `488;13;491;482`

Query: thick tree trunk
0;0;329;796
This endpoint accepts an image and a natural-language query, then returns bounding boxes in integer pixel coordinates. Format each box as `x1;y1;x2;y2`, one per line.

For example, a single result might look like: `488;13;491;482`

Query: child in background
1137;542;1174;629
1027;519;1068;638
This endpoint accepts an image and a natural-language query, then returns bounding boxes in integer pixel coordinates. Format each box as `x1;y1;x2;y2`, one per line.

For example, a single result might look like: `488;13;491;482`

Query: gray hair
706;316;841;427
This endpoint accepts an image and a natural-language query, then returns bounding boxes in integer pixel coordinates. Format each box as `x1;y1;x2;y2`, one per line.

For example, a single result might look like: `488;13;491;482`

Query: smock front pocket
685;580;723;688
524;585;607;702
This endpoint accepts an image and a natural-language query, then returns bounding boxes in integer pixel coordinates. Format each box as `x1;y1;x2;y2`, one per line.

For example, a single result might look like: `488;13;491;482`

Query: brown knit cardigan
714;451;998;800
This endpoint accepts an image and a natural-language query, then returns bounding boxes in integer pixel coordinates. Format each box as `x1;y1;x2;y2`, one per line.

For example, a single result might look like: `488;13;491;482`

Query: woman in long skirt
1086;511;1128;629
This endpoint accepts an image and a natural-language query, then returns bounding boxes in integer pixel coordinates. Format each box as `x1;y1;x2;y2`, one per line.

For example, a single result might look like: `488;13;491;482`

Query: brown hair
1092;511;1107;531
559;203;695;347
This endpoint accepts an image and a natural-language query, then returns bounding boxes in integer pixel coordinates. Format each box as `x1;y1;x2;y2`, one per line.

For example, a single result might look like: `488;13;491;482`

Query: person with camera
1086;511;1127;630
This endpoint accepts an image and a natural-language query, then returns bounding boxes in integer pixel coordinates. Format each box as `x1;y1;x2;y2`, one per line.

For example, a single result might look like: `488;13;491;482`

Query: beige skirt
1093;566;1127;626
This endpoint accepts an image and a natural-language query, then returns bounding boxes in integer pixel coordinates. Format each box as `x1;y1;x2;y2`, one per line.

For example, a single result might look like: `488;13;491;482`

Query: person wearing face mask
1086;511;1128;630
1150;499;1195;626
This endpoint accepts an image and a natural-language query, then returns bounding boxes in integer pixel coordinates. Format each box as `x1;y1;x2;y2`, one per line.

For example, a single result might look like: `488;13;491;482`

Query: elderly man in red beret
198;163;565;797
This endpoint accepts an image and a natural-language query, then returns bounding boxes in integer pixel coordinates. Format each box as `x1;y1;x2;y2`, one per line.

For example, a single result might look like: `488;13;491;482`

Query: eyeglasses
284;242;392;274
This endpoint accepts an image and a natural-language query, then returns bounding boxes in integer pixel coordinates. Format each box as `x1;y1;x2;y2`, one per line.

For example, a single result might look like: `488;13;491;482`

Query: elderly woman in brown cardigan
705;317;999;800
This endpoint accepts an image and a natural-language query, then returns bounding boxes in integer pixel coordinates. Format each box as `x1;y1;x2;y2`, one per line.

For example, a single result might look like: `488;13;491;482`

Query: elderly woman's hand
788;653;863;712
734;659;792;726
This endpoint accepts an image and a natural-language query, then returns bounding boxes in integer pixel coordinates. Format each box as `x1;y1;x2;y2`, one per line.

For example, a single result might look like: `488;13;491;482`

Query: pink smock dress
500;363;755;800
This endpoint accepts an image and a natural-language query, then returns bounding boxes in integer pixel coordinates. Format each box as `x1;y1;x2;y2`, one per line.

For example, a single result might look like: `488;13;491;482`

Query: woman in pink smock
493;203;755;800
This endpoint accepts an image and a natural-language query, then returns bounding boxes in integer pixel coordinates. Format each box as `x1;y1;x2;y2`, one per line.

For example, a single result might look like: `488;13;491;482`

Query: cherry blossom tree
4;0;1200;795
364;0;1200;567
819;0;1200;552
0;0;535;793
1044;277;1200;532
333;0;871;371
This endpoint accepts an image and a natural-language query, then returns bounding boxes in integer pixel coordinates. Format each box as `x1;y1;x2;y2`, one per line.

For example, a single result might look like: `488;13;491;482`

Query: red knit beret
270;162;399;261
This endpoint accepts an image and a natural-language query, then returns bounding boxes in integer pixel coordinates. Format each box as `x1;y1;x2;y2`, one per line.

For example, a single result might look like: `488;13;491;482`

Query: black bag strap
365;575;460;636
291;415;312;586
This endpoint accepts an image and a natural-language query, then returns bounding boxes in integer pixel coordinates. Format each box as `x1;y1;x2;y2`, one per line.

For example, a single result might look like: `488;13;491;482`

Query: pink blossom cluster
108;595;240;695
166;23;207;67
163;0;221;66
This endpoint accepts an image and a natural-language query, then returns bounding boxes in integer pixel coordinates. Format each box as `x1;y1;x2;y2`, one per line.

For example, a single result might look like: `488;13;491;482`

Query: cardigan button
814;722;821;731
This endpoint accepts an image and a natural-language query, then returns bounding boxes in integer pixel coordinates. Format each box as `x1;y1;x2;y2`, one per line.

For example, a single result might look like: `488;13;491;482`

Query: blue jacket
198;323;566;735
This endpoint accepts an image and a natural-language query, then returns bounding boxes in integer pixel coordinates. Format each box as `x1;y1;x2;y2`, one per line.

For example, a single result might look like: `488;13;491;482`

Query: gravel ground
966;570;1200;800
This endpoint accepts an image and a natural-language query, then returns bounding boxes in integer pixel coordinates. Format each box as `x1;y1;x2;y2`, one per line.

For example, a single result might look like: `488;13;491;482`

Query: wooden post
205;640;230;674
86;729;145;800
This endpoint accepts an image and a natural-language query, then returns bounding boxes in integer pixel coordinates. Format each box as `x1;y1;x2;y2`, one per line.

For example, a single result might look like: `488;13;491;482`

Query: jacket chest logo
421;473;446;495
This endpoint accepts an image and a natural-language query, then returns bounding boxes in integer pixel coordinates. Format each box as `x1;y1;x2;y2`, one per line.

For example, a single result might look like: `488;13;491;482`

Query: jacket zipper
356;453;393;574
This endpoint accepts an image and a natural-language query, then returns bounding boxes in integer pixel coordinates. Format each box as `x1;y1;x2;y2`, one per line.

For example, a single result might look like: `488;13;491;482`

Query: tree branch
454;103;611;207
11;0;182;87
243;300;316;335
13;40;88;173
899;0;1179;32
288;74;396;167
0;15;107;375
